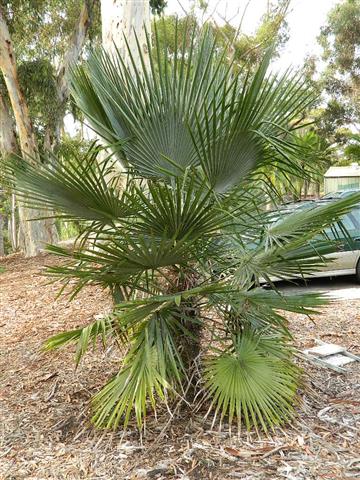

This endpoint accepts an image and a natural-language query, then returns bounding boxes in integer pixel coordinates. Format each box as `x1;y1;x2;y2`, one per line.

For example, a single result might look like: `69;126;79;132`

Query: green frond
43;316;114;365
44;233;199;294
205;328;300;432
133;175;232;240
71;23;318;191
4;147;133;224
210;288;328;335
92;309;185;429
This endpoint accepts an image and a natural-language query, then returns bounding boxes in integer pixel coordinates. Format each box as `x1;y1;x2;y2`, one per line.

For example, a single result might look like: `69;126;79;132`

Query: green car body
276;200;360;281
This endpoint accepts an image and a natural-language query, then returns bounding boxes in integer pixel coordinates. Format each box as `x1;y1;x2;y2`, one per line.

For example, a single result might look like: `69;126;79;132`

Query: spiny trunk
178;302;203;401
0;7;58;256
173;270;203;401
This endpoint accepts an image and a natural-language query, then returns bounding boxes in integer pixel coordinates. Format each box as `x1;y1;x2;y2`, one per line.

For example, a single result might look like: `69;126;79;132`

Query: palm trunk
178;304;202;400
0;7;58;256
173;270;203;400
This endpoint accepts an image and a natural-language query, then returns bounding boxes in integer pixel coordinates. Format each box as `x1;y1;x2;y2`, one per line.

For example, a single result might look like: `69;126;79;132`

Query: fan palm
7;23;360;432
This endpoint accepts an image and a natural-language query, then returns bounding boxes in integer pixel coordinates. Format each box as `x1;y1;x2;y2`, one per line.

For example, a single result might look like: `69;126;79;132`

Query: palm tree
7;24;360;433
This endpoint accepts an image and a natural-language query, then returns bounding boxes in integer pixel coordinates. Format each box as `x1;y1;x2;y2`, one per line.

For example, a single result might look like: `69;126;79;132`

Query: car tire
356;259;360;283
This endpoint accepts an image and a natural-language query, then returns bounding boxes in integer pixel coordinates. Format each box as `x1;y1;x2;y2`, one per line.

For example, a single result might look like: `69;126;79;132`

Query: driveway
277;275;360;300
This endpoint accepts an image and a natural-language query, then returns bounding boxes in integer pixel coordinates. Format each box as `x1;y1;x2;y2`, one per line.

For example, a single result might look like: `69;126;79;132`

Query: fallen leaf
297;435;305;447
224;447;253;458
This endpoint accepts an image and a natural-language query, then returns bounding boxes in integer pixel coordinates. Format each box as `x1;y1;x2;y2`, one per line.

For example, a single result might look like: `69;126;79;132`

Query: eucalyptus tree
8;25;360;432
154;0;289;73
101;0;150;65
305;0;360;164
0;0;97;255
318;0;360;133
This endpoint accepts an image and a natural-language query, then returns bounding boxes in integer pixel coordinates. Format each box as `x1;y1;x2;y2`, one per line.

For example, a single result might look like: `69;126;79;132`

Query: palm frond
205;328;300;432
92;308;184;429
265;193;360;247
71;23;317;191
132;175;232;240
4;147;133;224
43;316;114;365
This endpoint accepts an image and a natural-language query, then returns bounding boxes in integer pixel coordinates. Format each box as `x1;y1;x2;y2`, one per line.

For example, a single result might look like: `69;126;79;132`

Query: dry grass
0;253;359;479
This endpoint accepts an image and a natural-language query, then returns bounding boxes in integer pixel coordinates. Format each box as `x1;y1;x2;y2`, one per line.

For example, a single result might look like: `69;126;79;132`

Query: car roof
321;188;360;200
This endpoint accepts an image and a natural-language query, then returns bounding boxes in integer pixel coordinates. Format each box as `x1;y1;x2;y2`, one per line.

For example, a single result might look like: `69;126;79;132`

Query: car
274;200;360;282
321;188;360;200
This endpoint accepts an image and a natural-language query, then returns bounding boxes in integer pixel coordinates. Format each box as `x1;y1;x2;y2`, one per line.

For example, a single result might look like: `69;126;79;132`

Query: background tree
154;0;289;72
0;0;98;255
308;0;360;168
318;0;360;131
101;0;150;66
0;87;17;250
0;7;59;256
0;0;166;255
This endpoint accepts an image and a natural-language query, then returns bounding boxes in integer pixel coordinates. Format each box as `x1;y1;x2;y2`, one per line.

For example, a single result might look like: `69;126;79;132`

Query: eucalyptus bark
45;0;95;152
0;7;58;256
0;212;4;256
100;0;151;180
0;90;18;251
101;0;150;69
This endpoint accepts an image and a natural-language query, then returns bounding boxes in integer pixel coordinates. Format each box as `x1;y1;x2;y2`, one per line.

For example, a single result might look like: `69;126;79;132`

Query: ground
0;254;359;480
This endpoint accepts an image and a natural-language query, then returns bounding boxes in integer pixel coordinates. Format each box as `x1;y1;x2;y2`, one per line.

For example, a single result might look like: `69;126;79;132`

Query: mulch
0;253;359;480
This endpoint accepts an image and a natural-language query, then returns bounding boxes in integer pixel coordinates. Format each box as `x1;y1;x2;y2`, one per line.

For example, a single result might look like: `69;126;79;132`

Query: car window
340;213;357;231
350;208;360;228
323;213;356;240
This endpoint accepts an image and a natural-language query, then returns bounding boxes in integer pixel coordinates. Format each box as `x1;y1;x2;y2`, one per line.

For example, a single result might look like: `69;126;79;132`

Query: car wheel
356;259;360;283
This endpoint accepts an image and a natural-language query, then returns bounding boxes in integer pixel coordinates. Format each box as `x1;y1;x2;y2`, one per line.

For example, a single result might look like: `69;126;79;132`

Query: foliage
8;23;360;433
344;134;360;163
0;0;100;61
154;1;289;72
17;59;60;139
314;0;360;149
268;130;333;199
205;328;299;432
150;0;167;16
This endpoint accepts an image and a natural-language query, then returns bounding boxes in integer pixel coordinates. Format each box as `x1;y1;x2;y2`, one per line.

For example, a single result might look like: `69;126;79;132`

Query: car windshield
271;200;360;240
321;189;360;200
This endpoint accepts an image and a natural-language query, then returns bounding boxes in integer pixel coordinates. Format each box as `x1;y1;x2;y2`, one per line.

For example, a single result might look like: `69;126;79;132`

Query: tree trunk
0;212;4;256
9;192;17;250
0;89;17;154
0;90;18;251
0;7;58;256
44;0;95;152
100;0;151;182
101;0;150;68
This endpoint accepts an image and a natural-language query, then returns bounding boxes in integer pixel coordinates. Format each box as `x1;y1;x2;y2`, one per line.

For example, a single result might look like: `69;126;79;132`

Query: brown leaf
224;447;253;458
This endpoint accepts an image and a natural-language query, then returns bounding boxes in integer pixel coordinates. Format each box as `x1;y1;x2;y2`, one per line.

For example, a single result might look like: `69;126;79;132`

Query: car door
322;207;360;272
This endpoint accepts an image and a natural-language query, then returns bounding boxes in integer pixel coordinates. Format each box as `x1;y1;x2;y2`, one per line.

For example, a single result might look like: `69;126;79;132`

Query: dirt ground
0;254;359;480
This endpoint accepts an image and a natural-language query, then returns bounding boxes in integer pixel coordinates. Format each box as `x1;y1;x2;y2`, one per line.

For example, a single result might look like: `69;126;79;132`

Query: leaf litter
0;253;359;479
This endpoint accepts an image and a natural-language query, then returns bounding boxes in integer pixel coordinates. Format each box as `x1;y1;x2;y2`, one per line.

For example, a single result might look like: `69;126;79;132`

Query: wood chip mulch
0;253;359;480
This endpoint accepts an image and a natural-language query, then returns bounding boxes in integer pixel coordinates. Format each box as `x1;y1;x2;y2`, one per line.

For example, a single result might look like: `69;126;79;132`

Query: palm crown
7;23;360;433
